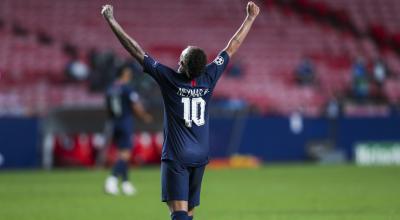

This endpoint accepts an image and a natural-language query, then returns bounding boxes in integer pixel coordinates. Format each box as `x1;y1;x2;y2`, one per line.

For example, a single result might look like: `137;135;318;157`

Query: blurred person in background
290;109;303;135
325;94;342;148
373;58;388;87
64;44;89;82
372;58;389;102
65;57;89;82
351;57;369;102
88;50;120;91
102;1;259;219
326;96;341;119
295;56;315;86
227;58;245;78
104;64;153;196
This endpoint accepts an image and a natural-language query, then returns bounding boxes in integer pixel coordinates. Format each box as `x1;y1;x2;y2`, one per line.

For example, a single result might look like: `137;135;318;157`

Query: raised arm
101;5;145;65
224;1;260;57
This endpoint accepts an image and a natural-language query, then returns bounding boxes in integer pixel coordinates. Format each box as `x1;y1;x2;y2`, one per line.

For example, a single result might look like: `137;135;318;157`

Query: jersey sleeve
143;53;166;84
129;90;140;104
123;86;140;104
206;51;230;87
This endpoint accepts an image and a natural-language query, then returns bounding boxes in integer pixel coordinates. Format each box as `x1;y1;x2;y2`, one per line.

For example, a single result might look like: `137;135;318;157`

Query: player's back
143;52;230;166
106;82;138;121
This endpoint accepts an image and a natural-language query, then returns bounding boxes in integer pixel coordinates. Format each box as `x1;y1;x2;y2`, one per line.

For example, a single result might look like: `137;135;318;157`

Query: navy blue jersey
106;82;139;120
106;82;139;148
143;51;230;166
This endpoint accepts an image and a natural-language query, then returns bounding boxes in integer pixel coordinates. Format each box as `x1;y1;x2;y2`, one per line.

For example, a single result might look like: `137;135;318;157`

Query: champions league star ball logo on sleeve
213;56;224;65
152;61;158;68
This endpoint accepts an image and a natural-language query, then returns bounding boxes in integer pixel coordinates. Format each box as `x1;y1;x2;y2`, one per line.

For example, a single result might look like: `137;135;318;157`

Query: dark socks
171;211;188;220
120;159;128;181
111;159;129;181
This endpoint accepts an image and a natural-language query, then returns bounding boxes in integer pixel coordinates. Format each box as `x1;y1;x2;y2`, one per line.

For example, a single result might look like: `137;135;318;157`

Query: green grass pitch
0;165;399;220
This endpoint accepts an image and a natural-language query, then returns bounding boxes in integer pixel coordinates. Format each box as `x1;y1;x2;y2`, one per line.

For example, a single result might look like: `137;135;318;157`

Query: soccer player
102;1;259;219
104;64;153;196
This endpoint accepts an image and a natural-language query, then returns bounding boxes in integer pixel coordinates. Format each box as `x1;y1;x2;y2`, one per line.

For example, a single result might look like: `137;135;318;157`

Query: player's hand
101;4;114;20
246;1;260;19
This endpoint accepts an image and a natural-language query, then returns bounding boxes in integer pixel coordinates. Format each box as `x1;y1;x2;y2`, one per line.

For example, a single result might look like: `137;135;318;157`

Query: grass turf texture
0;165;399;220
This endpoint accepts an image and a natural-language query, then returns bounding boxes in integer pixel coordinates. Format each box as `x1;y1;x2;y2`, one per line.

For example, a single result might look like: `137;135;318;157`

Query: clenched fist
101;4;114;20
246;1;260;19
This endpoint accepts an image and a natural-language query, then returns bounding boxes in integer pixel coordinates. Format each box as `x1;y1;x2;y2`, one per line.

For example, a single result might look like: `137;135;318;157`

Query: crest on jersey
213;56;224;65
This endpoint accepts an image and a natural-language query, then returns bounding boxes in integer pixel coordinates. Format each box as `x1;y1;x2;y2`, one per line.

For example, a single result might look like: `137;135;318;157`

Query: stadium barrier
209;115;400;162
1;115;400;168
0;118;39;168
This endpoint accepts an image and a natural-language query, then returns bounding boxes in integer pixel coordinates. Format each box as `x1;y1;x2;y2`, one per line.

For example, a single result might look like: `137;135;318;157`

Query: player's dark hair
115;63;131;79
184;47;207;79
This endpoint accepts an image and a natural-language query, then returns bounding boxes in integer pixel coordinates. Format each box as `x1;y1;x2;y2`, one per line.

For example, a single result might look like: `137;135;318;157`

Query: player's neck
177;70;192;81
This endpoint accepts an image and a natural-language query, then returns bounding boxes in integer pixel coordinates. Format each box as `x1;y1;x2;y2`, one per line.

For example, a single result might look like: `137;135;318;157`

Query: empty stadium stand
0;0;399;116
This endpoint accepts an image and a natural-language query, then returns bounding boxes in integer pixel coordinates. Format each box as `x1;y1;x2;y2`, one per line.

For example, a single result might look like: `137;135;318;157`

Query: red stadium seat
0;0;399;115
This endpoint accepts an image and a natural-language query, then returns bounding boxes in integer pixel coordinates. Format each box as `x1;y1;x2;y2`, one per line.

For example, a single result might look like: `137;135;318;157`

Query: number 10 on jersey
181;97;206;127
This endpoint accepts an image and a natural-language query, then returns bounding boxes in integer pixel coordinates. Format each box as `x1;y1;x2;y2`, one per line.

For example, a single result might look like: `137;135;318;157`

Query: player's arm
132;102;153;124
224;1;260;57
101;5;145;65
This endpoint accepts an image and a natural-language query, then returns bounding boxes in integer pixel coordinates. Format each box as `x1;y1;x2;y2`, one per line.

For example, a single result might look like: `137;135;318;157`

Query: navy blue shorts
161;160;206;209
113;125;132;149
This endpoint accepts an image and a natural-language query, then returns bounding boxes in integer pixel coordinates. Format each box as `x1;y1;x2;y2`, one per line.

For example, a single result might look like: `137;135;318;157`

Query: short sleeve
129;90;139;103
143;53;164;83
206;51;230;86
124;86;139;104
